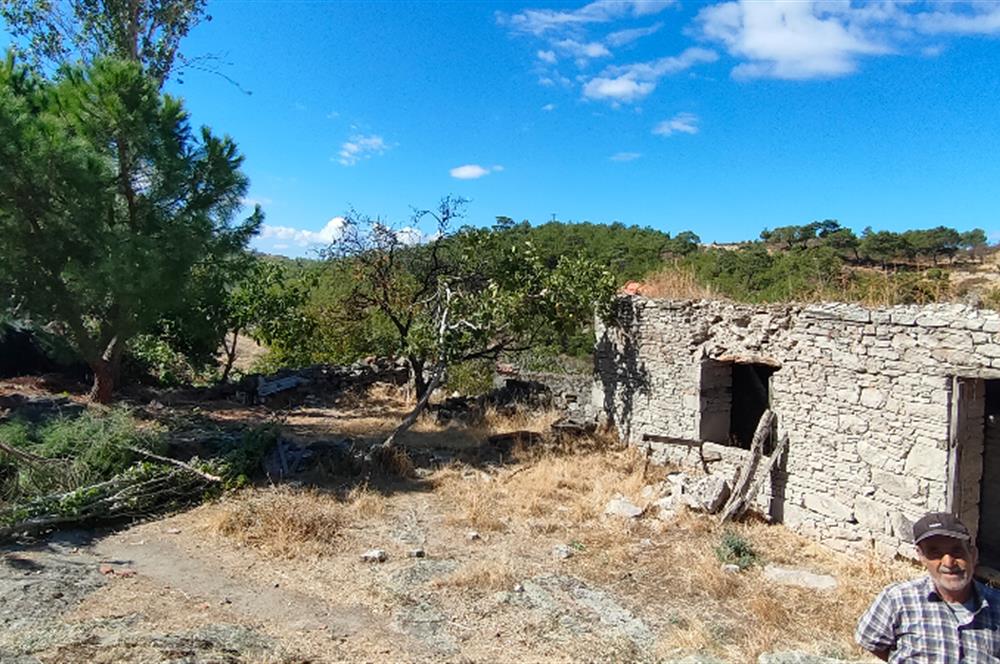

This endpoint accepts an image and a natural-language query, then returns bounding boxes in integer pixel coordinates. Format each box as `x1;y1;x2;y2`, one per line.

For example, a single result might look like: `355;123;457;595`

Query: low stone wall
493;370;593;413
594;297;1000;556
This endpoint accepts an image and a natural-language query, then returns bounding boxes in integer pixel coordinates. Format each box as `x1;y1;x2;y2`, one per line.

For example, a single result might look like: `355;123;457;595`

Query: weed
714;530;759;570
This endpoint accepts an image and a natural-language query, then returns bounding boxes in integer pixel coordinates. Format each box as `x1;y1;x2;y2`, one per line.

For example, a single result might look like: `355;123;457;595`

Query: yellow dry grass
432;557;518;592
209;487;342;558
433;444;914;660
637;263;717;300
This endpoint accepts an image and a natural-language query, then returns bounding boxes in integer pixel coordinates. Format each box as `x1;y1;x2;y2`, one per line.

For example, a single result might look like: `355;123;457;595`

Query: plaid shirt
856;576;1000;662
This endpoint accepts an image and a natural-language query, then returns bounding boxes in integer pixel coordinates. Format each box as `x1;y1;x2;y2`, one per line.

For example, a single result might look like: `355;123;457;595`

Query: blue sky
7;1;1000;257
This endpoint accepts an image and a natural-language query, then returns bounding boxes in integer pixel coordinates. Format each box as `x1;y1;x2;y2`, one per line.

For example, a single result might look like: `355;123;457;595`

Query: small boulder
720;563;741;574
604;494;644;519
360;549;388;563
762;564;838;591
683;475;731;514
653;495;677;521
552;544;574;560
466;531;482;542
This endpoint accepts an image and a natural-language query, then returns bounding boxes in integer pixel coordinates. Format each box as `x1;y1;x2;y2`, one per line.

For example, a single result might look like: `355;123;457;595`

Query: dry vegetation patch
210;487;343;558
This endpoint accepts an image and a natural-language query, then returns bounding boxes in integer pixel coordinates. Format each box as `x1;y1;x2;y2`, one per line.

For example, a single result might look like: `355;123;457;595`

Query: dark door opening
731;363;777;451
700;360;777;452
977;380;1000;568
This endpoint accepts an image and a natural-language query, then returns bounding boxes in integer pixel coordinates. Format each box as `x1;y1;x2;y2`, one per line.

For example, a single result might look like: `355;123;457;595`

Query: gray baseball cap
913;512;972;544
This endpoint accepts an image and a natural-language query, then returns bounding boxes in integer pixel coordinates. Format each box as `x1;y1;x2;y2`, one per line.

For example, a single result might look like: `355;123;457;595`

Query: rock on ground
683;474;731;514
604;495;644;519
762;565;838;591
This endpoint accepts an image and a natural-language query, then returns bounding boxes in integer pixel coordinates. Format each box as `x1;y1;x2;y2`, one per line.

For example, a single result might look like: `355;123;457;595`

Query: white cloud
499;0;675;36
582;47;717;102
610;151;641;161
696;1;889;80
606;22;663;47
395;226;426;246
582;76;655;102
653;112;699;136
337;134;390;166
260;216;347;247
554;38;612;60
542;103;556;112
537;49;558;64
449;164;504;180
914;5;1000;36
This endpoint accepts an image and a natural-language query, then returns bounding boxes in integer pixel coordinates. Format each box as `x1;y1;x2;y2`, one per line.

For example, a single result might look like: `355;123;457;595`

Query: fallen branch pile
0;461;216;539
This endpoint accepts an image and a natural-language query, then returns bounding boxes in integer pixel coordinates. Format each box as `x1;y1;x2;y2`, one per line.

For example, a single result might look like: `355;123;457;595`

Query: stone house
593;297;1000;563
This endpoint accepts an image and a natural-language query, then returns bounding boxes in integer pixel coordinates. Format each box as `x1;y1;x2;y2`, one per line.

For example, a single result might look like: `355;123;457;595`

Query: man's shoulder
977;580;1000;605
880;576;931;600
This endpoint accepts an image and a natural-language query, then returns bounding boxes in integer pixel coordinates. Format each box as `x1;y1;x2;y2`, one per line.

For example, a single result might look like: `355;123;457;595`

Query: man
856;512;1000;662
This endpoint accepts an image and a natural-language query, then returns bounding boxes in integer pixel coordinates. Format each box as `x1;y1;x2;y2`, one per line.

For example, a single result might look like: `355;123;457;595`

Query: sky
6;1;1000;257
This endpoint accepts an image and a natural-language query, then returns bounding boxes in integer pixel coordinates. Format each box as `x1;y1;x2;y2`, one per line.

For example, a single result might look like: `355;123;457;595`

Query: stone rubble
360;549;387;563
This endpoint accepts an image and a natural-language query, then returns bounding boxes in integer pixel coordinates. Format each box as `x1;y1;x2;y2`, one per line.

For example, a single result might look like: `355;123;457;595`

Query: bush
715;530;759;570
0;407;166;499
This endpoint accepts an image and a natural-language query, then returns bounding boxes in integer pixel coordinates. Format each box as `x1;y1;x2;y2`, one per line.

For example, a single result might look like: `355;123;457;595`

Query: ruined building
594;297;1000;564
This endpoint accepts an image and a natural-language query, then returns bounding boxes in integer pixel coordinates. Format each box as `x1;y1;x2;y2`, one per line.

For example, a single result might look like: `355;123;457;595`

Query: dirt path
94;533;377;638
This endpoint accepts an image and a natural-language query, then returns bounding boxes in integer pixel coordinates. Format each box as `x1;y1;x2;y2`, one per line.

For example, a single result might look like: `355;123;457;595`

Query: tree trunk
220;328;240;383
87;337;125;404
409;355;428;401
379;361;446;451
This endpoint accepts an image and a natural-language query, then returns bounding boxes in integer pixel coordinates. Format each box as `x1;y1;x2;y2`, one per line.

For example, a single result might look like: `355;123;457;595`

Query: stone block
859;388;886;409
762;565;838;591
890;511;914;543
904;444;948;481
854;496;888;532
683;474;731;514
872;470;920;499
804;493;853;521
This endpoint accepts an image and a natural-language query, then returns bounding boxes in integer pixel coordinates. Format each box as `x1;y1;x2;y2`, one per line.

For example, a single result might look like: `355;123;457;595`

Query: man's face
917;535;977;598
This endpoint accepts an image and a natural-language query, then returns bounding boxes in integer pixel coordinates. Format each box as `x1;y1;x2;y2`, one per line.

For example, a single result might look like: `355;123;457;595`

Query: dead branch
0;440;62;467
719;409;773;523
124;446;222;483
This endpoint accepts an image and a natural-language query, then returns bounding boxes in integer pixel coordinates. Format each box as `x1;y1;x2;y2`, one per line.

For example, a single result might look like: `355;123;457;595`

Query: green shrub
714;530;759;570
0;408;166;499
445;359;495;395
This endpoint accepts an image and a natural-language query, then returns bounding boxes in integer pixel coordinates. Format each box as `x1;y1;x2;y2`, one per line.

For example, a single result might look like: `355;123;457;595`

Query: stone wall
594;297;1000;556
493;370;593;413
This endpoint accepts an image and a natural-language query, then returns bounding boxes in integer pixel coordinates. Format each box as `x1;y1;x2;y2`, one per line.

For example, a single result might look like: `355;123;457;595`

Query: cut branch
124;446;223;482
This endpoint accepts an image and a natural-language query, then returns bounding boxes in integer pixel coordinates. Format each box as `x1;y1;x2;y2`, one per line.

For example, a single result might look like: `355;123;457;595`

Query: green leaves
0;57;258;398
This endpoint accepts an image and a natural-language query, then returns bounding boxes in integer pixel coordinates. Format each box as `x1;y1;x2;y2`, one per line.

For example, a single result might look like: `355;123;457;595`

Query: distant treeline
256;218;990;376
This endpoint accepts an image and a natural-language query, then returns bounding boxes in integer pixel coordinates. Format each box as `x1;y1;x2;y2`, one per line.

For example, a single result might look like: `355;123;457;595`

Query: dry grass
210;487;342;558
636;263;717;300
432;558;518;592
431;444;915;660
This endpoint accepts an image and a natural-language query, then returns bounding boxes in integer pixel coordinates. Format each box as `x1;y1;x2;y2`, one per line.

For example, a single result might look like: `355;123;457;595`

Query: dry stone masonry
594;297;1000;561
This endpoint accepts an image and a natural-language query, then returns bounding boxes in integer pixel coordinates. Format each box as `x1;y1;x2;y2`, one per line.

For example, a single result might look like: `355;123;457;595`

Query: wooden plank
946;376;961;515
719;409;773;522
736;432;789;521
641;433;703;448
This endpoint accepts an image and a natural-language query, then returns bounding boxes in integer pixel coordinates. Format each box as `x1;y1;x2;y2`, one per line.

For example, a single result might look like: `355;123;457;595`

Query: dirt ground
0;382;916;663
